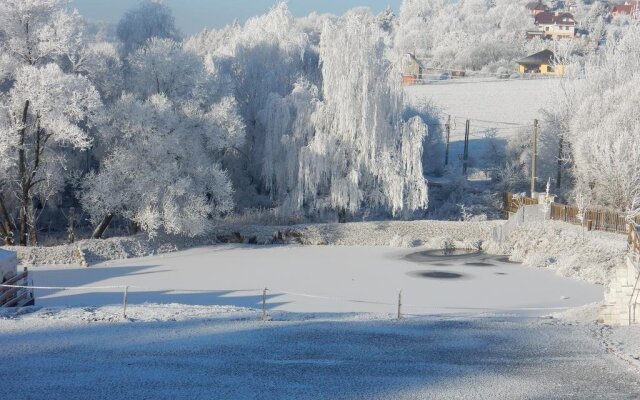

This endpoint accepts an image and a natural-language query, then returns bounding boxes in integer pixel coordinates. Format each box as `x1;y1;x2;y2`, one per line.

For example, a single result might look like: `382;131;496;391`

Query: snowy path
2;310;640;399
27;245;601;316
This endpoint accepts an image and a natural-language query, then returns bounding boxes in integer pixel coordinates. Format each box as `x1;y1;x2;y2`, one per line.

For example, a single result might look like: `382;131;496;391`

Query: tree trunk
0;194;15;245
0;221;10;246
18;191;29;246
130;221;139;235
67;207;75;244
338;208;347;223
92;213;114;239
27;198;37;246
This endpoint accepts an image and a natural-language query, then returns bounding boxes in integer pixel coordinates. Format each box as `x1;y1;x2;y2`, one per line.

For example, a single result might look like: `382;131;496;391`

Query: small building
534;11;576;39
401;53;424;85
517;50;564;75
526;1;548;15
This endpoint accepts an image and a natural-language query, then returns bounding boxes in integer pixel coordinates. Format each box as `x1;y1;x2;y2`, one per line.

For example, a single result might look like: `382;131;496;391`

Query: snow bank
2;220;501;266
487;221;628;285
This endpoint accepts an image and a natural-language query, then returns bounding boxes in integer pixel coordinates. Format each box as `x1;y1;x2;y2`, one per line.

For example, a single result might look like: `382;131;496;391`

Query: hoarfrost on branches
300;10;428;217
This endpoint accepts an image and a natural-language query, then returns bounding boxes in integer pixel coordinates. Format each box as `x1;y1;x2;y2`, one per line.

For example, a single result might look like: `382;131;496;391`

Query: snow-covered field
406;78;564;172
405;78;563;128
27;245;601;316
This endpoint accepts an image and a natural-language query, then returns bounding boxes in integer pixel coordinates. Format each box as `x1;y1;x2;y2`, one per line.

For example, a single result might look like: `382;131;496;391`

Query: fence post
530;119;538;197
397;290;402;320
444;115;451;167
262;288;268;321
122;285;129;319
462;120;470;175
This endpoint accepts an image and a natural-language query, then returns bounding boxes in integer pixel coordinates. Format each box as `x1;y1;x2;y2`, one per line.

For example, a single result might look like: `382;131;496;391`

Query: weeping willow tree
260;9;429;220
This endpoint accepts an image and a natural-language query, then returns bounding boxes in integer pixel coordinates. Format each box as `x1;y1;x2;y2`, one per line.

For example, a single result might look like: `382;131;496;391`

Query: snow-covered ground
2;307;640;399
406;78;563;172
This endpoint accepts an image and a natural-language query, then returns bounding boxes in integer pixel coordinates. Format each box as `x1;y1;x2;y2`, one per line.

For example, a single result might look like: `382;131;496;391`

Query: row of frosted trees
0;1;430;245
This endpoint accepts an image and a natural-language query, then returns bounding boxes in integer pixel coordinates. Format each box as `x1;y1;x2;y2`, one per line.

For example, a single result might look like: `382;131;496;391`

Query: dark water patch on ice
409;271;465;280
494;272;508;275
405;249;481;263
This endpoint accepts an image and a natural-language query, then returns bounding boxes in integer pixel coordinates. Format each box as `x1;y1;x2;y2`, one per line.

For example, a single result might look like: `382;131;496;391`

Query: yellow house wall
518;63;564;76
540;63;564;76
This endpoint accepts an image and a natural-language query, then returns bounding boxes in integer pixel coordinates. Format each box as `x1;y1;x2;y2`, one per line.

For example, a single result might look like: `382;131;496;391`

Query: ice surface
29;245;601;316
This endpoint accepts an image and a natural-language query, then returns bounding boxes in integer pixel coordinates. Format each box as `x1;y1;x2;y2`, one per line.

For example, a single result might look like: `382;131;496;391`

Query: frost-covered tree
82;94;243;238
188;3;314;209
0;0;102;245
395;0;447;56
395;0;535;72
128;38;209;101
0;64;101;245
84;33;244;238
0;0;84;71
116;0;180;56
548;24;640;217
298;10;428;218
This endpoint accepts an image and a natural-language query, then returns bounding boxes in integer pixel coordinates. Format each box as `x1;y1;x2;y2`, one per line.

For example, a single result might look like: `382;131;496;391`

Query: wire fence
0;282;573;321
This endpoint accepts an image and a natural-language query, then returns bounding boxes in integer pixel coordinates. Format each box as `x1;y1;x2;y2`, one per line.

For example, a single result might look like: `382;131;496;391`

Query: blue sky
72;0;401;34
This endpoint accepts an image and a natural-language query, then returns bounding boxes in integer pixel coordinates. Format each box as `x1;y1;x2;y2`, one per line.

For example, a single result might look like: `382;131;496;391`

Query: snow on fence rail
503;192;640;234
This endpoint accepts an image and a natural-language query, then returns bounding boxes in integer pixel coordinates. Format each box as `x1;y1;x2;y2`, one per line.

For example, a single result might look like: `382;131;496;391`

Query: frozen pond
29;245;602;317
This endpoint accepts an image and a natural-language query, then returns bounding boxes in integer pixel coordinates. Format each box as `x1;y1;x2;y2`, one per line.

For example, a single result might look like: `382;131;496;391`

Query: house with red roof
612;1;639;17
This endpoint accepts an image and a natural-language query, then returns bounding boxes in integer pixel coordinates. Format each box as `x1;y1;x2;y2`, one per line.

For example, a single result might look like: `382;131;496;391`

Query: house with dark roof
526;1;548;15
532;11;576;39
517;50;564;75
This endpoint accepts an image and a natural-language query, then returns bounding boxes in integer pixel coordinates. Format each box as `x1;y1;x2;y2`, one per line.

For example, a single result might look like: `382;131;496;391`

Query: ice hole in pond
405;248;482;264
411;271;465;279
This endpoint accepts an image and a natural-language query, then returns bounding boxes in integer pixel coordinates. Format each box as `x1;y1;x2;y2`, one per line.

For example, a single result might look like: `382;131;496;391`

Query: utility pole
556;135;563;189
530;119;538;196
463;119;470;175
444;115;451;167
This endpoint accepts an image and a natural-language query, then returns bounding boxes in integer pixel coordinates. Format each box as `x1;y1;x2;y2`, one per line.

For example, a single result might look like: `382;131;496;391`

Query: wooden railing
503;192;640;235
0;267;33;307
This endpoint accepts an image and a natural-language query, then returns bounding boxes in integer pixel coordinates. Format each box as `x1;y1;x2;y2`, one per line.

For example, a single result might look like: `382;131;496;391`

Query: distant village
402;0;640;82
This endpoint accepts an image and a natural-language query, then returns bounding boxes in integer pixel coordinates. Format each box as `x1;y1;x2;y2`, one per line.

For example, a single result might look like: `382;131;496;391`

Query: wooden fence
630;225;640;256
0;267;33;307
503;192;640;235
